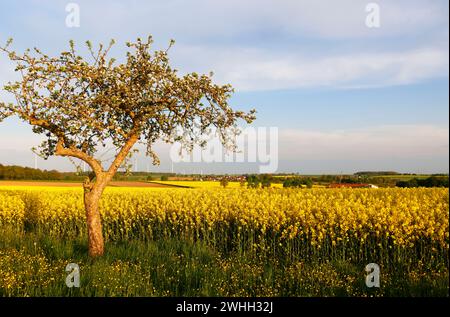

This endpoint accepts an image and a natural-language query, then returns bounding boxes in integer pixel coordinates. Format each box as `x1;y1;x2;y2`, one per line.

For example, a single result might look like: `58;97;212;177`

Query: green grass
0;230;447;297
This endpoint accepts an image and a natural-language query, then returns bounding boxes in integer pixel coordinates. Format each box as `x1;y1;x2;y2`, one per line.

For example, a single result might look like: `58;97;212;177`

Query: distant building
328;183;378;189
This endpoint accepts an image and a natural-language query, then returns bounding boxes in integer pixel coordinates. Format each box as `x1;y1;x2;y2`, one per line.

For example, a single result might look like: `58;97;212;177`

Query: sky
0;0;448;174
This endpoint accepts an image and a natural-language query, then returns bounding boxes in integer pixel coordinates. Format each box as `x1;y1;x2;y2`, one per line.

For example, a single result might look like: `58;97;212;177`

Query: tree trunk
84;185;105;257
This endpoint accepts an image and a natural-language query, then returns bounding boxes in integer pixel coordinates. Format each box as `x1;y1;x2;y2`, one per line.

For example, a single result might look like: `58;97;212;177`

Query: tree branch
106;132;140;179
55;138;103;176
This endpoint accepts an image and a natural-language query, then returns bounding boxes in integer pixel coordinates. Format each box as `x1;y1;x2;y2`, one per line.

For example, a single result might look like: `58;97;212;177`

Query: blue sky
0;0;448;174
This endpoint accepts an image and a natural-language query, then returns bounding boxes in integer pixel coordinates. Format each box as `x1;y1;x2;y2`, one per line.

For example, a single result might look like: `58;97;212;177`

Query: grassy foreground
0;230;448;297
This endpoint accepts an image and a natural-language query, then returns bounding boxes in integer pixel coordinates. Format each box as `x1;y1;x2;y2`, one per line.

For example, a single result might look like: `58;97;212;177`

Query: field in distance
0;180;170;188
149;180;284;188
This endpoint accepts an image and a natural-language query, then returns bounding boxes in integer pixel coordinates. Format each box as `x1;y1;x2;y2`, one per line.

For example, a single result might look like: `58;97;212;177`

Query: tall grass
0;230;448;297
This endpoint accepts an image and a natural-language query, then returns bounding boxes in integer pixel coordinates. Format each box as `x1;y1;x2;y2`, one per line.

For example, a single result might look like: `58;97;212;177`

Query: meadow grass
0;228;448;297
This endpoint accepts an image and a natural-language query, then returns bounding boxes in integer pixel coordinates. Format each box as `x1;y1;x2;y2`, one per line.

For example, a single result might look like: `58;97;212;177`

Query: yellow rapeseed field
0;187;448;251
0;186;448;296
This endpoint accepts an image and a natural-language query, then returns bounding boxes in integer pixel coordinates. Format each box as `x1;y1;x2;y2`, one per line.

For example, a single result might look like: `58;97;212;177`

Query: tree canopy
0;36;255;257
0;36;255;181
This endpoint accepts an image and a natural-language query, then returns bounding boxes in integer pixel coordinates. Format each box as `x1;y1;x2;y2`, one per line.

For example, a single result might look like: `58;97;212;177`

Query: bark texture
80;134;139;257
83;180;107;257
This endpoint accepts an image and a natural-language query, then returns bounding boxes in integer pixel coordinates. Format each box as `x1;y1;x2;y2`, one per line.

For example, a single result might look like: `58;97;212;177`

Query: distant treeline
0;164;65;180
355;171;447;177
354;171;399;176
0;164;174;181
1;164;448;188
283;177;313;188
396;176;449;188
273;173;449;188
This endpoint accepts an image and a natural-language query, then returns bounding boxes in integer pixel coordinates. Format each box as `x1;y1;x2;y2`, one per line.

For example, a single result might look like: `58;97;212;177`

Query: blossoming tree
0;36;255;257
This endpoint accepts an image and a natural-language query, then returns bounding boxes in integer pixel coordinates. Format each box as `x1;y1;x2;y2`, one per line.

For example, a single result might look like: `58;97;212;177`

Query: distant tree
304;178;313;188
260;174;272;188
341;178;358;184
282;177;314;188
292;178;302;188
0;36;255;257
407;178;419;188
247;175;260;188
396;180;409;188
396;176;448;188
220;178;229;188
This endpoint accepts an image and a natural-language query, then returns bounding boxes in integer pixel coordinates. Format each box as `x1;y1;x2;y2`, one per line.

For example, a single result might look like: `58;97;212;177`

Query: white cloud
1;123;447;165
74;0;447;40
279;124;449;160
0;0;447;92
269;0;447;39
172;45;449;91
